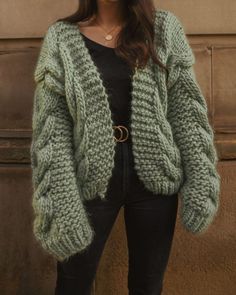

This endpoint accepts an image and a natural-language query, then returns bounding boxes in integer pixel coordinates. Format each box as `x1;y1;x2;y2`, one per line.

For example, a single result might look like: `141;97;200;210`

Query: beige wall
0;1;235;294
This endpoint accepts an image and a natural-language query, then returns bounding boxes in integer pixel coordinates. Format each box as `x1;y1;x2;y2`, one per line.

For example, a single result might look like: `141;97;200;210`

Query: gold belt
113;125;129;142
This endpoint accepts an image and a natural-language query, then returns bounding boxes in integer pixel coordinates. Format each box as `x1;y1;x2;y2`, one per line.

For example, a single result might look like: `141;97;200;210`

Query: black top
81;33;133;127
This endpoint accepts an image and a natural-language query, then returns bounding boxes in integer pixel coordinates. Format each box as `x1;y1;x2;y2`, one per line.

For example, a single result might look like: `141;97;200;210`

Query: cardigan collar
57;18;158;128
54;18;163;198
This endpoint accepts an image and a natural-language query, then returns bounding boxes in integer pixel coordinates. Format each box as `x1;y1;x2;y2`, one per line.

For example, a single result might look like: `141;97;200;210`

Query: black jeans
55;132;179;295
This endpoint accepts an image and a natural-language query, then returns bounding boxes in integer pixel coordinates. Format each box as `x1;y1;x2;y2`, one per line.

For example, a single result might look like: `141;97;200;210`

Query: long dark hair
57;0;167;72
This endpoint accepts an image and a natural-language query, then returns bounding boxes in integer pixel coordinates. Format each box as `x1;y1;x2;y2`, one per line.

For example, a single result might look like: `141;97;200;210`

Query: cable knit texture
30;9;221;261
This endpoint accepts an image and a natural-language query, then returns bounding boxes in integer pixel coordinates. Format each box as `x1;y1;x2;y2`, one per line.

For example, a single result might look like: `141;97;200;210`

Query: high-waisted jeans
55;130;179;295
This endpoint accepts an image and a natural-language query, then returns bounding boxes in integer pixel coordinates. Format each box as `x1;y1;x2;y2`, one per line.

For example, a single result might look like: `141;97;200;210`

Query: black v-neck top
81;33;133;127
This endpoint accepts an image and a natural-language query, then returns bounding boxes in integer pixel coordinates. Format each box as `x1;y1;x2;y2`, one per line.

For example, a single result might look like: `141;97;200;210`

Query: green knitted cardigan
30;9;221;262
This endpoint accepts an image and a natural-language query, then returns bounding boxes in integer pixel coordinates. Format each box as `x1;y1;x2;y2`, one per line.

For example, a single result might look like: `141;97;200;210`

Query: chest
58;26;169;128
82;33;135;125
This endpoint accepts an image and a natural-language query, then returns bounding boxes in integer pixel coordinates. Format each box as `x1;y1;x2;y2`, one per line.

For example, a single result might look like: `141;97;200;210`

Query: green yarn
30;9;221;261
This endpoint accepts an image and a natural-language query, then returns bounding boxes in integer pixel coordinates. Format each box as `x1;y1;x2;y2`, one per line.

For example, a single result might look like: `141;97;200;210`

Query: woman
30;0;221;294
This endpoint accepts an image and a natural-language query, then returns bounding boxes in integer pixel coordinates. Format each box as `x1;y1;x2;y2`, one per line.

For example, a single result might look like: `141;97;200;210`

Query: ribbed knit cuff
180;199;219;235
39;221;95;262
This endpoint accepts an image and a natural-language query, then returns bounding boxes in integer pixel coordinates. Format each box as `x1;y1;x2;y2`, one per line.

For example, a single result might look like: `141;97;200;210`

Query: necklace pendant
105;34;113;41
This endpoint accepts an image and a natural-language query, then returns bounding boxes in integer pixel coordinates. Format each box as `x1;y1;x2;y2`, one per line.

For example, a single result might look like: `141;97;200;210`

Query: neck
96;0;125;27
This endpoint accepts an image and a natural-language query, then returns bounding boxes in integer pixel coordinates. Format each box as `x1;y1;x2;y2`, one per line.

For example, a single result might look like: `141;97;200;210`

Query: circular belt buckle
113;125;129;142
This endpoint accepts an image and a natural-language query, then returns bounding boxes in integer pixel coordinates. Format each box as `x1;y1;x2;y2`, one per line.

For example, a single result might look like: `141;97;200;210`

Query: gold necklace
94;18;121;41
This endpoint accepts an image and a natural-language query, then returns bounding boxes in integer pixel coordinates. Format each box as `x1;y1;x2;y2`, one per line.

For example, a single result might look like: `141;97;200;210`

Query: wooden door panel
0;48;37;131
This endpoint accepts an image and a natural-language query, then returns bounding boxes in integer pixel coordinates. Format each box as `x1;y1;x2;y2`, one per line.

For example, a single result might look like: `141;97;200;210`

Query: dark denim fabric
55;131;179;295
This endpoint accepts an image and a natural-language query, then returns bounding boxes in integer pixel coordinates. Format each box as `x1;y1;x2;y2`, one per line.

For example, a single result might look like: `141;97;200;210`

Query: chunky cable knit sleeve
30;24;95;261
166;13;221;234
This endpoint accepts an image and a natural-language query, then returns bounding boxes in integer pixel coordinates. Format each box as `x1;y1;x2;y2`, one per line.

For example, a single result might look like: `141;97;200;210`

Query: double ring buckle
113;125;129;142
